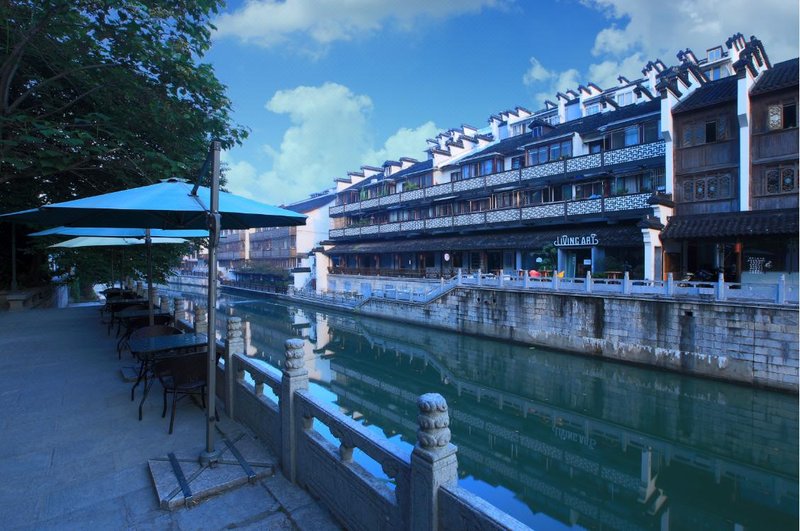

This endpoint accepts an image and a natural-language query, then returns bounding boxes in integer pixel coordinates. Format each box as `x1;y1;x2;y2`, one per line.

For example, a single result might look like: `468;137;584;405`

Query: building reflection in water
175;289;798;531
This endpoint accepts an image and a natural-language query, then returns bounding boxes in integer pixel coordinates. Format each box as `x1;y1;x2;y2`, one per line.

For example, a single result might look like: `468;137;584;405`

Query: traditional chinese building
319;33;797;294
660;35;798;282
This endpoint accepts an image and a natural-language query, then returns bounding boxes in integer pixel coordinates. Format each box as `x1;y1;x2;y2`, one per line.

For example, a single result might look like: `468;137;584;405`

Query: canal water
171;286;798;530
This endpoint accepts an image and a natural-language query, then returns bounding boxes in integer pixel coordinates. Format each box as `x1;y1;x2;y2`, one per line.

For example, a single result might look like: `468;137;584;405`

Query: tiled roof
339;159;434;193
751;58;799;95
672;76;738;114
661;209;798;239
284;193;335;213
327;224;643;254
459;100;661;163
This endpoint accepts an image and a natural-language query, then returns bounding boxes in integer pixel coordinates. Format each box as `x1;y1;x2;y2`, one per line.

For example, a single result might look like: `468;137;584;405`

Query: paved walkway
0;305;342;530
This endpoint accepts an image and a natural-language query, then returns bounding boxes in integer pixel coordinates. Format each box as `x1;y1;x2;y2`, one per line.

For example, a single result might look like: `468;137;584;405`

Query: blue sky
206;0;799;206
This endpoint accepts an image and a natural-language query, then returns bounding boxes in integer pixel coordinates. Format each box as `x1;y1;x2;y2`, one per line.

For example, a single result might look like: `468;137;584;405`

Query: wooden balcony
329;193;653;240
329;141;665;217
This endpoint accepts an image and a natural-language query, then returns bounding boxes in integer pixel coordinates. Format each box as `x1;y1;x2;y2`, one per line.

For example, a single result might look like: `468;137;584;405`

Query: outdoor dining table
115;308;173;356
129;332;208;421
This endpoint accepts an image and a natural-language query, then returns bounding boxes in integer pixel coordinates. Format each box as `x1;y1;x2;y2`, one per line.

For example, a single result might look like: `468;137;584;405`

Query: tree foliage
0;0;246;288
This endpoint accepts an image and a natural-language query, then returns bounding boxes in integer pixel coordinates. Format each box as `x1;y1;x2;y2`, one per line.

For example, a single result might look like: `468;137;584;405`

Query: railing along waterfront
328;140;665;220
158;296;525;529
345;269;797;306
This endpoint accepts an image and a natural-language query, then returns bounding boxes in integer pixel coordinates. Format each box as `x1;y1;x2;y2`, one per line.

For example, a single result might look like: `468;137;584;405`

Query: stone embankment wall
358;288;799;392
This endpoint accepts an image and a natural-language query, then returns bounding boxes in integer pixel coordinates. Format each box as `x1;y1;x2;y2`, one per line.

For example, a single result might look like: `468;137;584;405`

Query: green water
176;287;799;530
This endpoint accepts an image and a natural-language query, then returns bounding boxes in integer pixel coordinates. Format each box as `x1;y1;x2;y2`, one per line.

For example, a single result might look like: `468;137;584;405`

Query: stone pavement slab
0;305;342;530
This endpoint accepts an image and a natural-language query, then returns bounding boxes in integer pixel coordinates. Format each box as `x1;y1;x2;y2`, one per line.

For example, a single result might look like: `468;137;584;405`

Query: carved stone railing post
585;271;592;293
777;274;787;304
194;304;208;335
666;272;674;297
173;297;187;324
281;338;308;484
159;295;170;313
225;317;244;418
410;393;458;531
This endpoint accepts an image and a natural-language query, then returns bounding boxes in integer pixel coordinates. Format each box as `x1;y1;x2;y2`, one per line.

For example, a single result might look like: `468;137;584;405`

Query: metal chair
154;351;217;434
129;325;183;402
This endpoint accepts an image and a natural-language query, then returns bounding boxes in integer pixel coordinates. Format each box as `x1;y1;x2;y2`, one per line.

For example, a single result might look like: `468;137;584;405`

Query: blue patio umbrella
2;142;307;463
31;226;209;321
30;226;209;238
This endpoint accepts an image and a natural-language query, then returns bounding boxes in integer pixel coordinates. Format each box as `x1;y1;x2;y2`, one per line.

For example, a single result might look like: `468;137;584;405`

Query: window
450;171;461;181
707;47;723;62
707;66;725;81
681;117;729;147
586;103;601;115
574;181;603;199
461;157;504;179
617;91;633;106
588;140;603;154
527;140;572;166
469;199;490;212
511;155;525;169
510;123;525;136
680;173;733;202
768;102;798;130
762;164;798;195
493;191;516;209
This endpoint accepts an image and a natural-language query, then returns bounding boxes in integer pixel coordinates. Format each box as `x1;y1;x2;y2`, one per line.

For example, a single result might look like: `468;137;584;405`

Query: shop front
660;209;798;283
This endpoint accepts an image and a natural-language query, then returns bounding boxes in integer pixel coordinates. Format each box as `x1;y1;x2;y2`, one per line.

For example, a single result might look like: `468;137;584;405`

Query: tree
0;0;247;288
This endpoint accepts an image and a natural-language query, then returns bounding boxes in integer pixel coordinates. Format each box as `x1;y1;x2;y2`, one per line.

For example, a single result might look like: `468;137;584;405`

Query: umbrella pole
146;229;154;326
201;140;222;465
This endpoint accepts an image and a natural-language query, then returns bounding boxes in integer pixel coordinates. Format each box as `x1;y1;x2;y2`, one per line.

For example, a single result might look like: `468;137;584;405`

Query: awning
327;225;644;254
661;209;798;240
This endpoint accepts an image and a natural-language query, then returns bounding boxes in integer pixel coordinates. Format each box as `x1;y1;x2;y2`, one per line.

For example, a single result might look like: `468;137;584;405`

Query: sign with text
553;233;599;247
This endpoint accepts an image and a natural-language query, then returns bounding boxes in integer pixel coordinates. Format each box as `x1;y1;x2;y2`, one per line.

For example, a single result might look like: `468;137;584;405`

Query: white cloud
582;0;799;63
215;0;507;48
524;1;798;109
224;83;437;205
523;57;580;105
363;122;440;167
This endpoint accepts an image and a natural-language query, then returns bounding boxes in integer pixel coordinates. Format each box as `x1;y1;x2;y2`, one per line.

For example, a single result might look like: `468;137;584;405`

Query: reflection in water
167;287;799;530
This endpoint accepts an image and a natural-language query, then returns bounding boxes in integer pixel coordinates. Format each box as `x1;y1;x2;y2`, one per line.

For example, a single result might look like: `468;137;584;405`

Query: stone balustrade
225;333;528;530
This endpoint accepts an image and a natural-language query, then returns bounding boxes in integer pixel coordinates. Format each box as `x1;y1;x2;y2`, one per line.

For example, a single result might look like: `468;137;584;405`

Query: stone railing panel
439;485;531;531
344;227;361;237
329;205;345;215
296;391;410;531
329;228;344;238
344;203;360;213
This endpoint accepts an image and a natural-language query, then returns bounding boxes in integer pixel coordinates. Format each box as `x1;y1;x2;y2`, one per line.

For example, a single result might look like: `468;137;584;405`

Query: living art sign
553;233;599;247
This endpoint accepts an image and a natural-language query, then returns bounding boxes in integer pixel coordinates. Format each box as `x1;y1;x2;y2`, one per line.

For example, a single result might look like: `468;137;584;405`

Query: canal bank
158;286;799;530
358;288;799;392
167;275;799;392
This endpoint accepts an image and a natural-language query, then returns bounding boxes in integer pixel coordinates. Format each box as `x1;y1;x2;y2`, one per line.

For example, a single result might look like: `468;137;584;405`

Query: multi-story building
660;35;798;282
227;190;336;289
319;33;797;294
